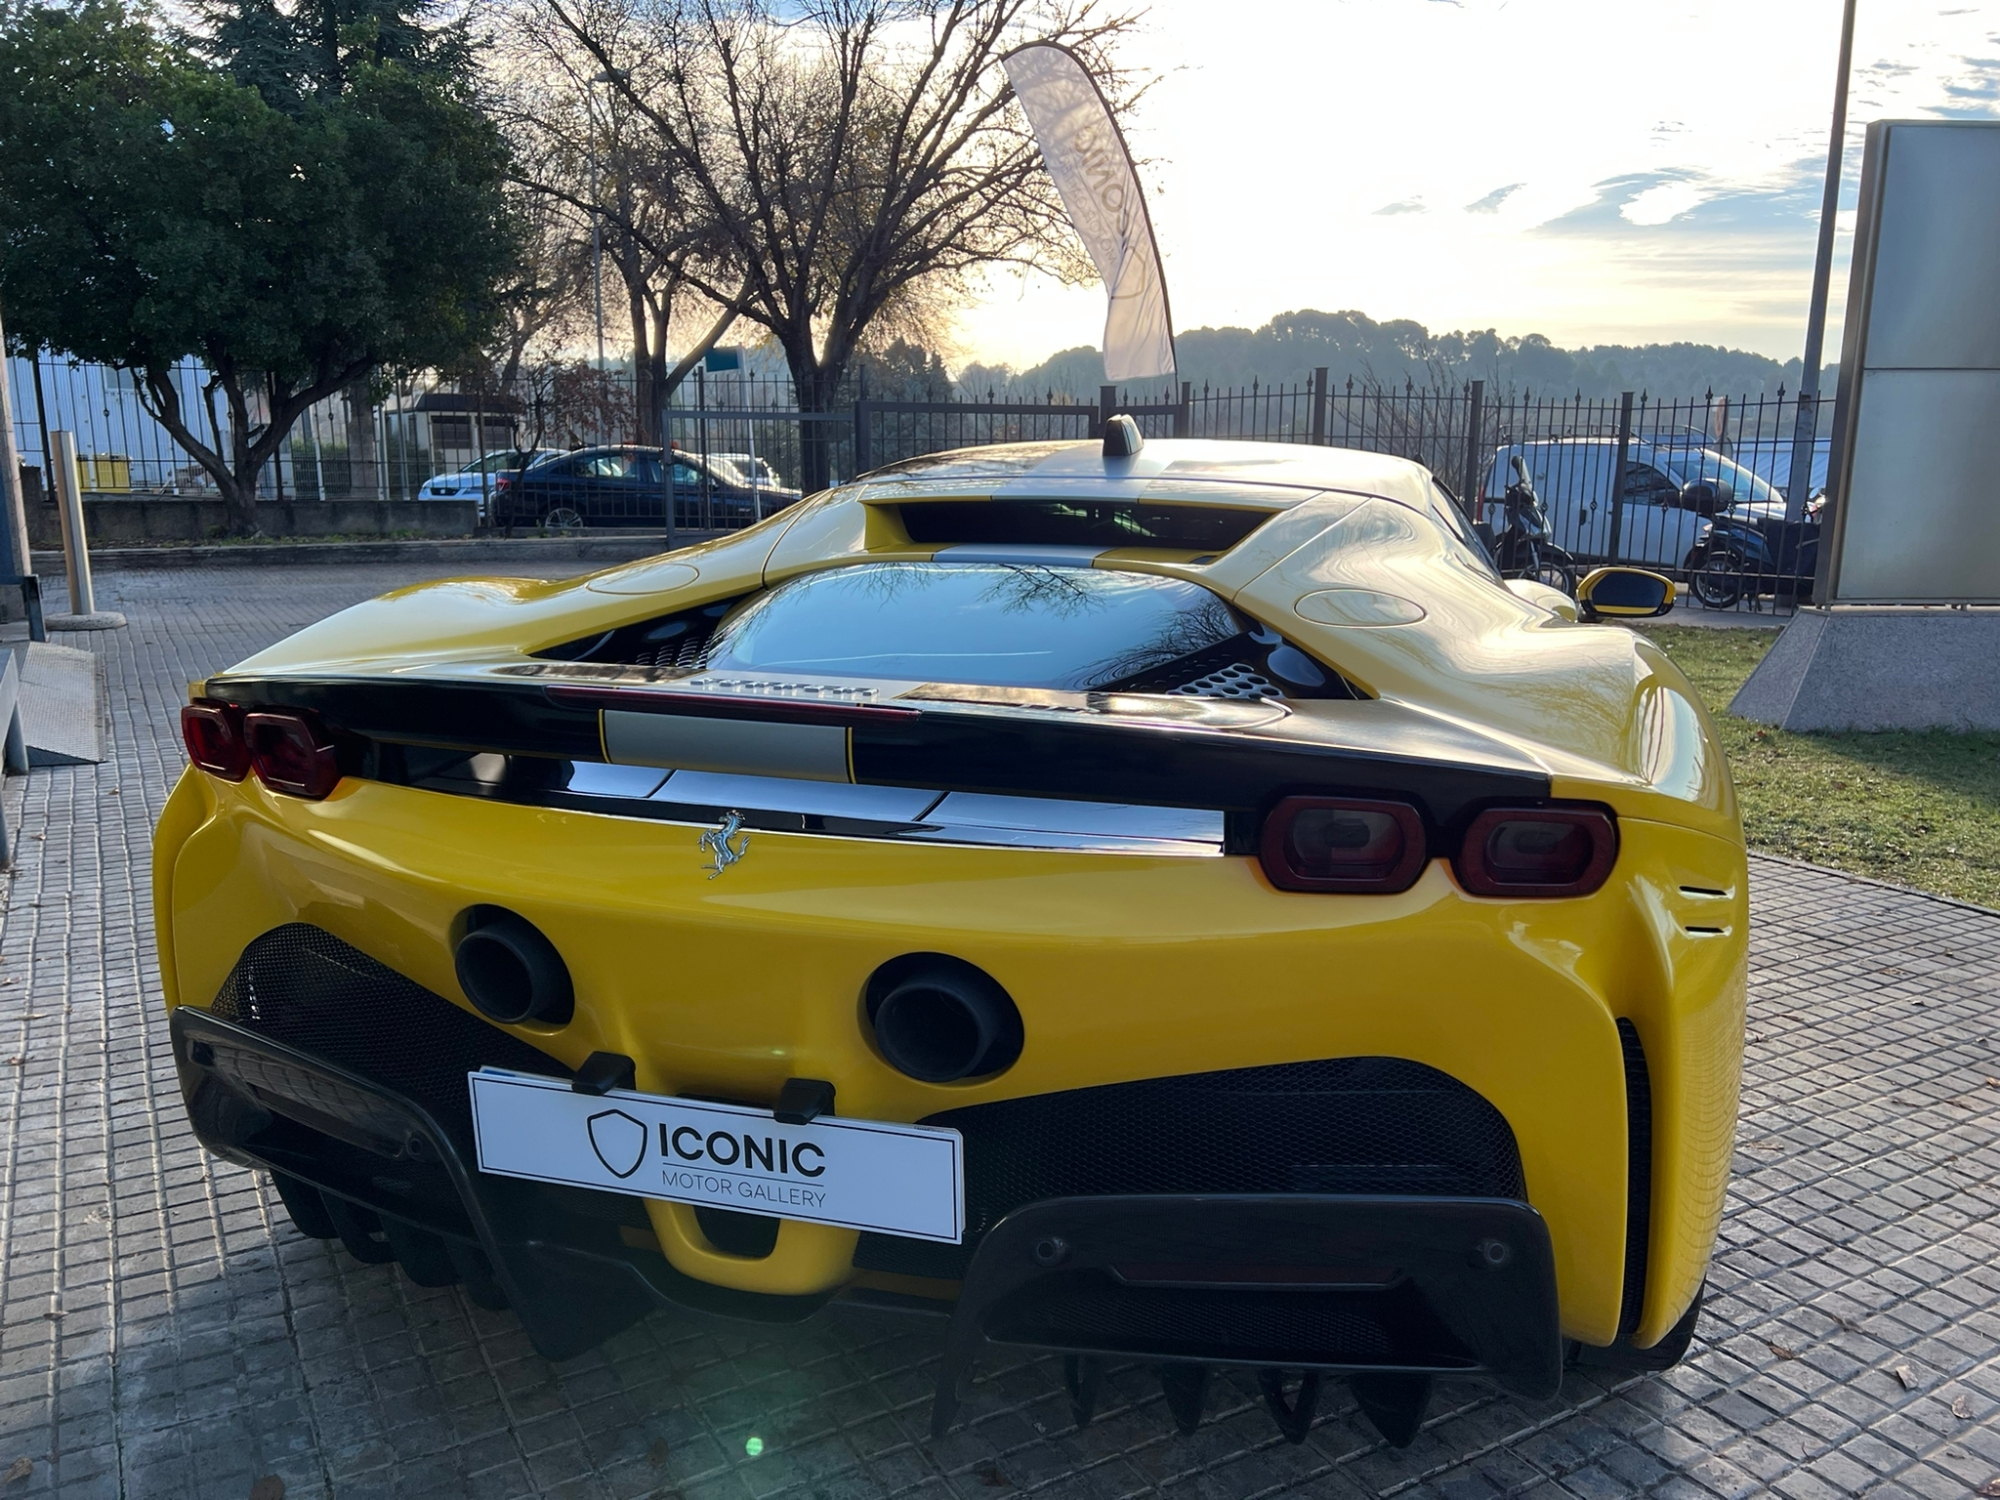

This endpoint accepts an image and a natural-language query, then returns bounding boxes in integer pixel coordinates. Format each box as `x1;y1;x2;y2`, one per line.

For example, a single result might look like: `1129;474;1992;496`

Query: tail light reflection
243;710;343;800
181;701;250;781
1455;807;1618;898
1259;796;1426;893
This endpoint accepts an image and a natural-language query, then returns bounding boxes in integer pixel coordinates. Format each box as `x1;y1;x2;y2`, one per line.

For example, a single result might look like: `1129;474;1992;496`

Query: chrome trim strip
899;825;1221;856
924;792;1224;844
651;771;942;823
564;763;669;799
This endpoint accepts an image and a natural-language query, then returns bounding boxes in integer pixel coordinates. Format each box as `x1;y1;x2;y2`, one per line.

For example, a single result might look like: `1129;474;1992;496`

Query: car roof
859;438;1438;509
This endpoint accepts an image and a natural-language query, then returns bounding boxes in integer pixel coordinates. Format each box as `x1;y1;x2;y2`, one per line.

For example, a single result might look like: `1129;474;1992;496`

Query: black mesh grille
536;600;731;670
1616;1017;1653;1343
855;1056;1524;1280
209;923;572;1149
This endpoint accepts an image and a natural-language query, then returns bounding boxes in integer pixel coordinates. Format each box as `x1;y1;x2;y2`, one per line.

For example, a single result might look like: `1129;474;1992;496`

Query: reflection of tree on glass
701;562;1246;690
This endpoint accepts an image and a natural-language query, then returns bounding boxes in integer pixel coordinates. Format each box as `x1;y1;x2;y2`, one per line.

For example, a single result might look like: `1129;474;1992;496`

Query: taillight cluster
1258;797;1617;898
180;700;342;800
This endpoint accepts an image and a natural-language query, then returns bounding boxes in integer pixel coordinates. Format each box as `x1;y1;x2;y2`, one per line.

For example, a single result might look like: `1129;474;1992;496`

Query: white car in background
708;452;785;490
417;450;564;503
1480;440;1784;572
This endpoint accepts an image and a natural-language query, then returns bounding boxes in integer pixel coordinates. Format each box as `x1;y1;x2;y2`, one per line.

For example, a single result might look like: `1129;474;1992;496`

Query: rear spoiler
199;664;1552;838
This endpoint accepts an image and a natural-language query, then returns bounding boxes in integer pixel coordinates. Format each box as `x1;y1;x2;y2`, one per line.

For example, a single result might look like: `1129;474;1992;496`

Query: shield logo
586;1108;648;1179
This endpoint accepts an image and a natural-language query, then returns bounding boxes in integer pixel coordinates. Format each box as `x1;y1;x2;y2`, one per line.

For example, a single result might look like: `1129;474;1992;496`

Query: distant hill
955;309;1835;402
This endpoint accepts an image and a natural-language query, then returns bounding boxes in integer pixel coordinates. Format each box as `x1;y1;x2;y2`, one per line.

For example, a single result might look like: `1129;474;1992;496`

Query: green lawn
1640;625;2000;908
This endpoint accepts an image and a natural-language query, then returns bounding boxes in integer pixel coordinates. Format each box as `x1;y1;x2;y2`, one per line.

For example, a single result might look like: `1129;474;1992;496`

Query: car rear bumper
168;989;1562;1400
930;1193;1560;1431
155;765;1747;1348
169;1002;833;1360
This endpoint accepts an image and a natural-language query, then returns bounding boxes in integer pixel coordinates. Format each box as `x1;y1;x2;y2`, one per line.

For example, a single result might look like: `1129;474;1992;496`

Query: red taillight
243;709;342;800
1456;806;1618;897
181;700;250;780
1259;796;1427;893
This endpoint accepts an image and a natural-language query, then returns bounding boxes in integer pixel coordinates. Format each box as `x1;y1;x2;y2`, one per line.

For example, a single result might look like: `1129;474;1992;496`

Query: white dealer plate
468;1069;964;1243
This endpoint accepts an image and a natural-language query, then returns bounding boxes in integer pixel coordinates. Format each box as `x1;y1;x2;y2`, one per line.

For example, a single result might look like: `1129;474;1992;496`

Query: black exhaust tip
455;906;574;1026
866;954;1022;1083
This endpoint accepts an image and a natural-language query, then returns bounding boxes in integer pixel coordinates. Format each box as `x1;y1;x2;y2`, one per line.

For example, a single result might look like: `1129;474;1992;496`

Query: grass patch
1641;625;2000;908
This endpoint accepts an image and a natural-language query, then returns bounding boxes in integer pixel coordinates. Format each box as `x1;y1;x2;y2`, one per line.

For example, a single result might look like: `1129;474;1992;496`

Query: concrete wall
27;496;479;546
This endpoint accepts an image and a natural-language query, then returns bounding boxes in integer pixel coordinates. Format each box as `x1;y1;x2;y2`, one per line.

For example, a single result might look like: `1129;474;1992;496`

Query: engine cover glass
704;561;1242;690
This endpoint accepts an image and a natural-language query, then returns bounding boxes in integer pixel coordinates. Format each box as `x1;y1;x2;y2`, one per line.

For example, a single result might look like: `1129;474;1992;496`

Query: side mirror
1576;567;1675;622
1679;481;1718;517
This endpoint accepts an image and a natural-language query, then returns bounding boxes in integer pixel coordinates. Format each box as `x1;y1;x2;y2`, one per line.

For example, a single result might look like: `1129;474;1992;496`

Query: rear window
705;562;1242;689
898;500;1270;553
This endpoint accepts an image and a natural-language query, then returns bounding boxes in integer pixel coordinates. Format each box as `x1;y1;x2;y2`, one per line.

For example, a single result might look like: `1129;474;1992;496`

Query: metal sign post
0;303;32;589
1733;120;2000;731
46;430;124;631
52;430;94;613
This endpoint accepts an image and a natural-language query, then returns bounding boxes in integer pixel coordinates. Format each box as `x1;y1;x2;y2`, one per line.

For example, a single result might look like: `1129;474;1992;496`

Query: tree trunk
344;379;379;497
628;284;658;446
139;357;369;536
212;467;259;535
787;350;850;495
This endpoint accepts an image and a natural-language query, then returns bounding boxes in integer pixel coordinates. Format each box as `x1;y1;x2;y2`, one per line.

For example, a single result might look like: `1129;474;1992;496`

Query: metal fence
8;353;1835;606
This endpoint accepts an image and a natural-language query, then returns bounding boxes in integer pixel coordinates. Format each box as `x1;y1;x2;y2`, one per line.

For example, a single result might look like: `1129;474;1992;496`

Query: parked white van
1479;440;1785;571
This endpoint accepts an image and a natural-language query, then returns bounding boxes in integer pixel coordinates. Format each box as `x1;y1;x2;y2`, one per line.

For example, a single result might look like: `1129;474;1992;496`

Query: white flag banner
1004;42;1176;383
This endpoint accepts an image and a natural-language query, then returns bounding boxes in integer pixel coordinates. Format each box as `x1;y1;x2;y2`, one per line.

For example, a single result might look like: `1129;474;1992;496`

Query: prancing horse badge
698;811;751;878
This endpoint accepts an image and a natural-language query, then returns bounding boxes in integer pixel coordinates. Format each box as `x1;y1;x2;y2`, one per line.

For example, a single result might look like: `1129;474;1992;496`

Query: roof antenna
1102;413;1143;460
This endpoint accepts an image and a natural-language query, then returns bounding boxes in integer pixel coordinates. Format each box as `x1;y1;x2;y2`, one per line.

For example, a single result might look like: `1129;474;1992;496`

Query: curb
1747;850;2000;921
31;532;723;574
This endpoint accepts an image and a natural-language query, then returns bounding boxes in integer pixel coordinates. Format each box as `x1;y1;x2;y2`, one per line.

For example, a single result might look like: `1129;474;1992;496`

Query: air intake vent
897;500;1272;552
855;1055;1524;1281
537;596;739;668
1173;664;1278;700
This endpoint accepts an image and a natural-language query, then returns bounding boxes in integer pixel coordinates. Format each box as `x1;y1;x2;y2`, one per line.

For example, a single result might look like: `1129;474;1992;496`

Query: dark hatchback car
494;445;802;531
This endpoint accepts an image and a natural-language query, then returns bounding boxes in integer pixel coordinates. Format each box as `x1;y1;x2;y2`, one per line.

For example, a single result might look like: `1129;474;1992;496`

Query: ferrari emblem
586;1108;647;1178
698;811;751;878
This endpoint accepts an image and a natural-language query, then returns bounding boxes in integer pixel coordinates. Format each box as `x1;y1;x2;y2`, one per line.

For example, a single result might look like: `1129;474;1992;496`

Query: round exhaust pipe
455;907;574;1026
866;954;1022;1083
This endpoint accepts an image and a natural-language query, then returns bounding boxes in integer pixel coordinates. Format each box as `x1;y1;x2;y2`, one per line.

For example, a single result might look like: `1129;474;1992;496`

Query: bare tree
492;181;595;387
498;2;743;443
537;0;1131;491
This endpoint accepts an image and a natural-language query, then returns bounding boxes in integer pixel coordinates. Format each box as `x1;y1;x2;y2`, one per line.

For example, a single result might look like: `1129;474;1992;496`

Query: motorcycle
1685;485;1822;609
1482;454;1579;596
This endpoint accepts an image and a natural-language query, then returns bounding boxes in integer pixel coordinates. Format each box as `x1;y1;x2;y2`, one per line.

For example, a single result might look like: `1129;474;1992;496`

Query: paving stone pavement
0;564;1995;1500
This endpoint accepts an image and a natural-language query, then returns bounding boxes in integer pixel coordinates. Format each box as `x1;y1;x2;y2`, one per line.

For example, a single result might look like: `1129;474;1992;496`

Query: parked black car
492;445;802;531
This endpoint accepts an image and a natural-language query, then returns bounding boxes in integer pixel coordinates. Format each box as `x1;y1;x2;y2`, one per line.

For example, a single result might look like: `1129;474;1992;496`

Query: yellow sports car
155;423;1746;1448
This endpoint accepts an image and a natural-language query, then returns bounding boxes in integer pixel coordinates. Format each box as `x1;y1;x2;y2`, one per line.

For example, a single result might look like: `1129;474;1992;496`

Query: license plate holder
468;1069;964;1243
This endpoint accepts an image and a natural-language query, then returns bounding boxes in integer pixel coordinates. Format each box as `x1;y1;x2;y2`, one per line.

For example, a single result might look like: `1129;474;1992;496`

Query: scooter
1484;455;1579;596
1685;486;1822;609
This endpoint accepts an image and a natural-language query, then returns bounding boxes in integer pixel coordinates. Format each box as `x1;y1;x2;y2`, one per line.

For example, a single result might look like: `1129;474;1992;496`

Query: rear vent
1106;636;1356;701
1615;1018;1652;1344
898;500;1272;552
537;597;739;668
1174;664;1278;700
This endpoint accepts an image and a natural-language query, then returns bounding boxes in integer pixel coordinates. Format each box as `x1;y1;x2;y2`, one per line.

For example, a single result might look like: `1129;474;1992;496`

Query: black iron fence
8;353;1833;608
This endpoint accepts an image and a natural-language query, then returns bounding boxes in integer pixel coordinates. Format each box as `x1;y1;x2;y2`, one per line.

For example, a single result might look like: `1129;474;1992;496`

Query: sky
950;0;2000;372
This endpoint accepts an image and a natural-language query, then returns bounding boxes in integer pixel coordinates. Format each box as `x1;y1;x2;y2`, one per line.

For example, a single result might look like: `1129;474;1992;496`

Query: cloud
1622;182;1707;225
1465;183;1525;214
949;0;2000;369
